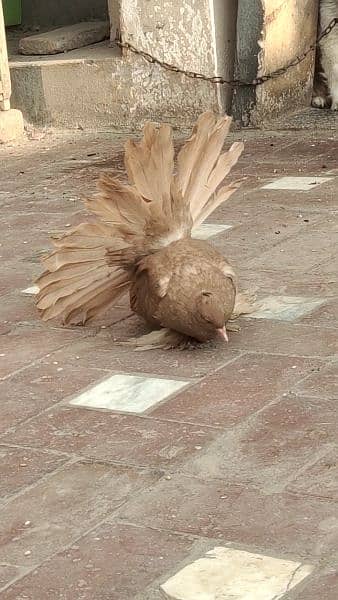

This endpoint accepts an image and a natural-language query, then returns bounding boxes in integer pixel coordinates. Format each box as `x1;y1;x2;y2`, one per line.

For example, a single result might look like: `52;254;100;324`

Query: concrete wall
113;0;238;118
10;0;320;129
22;0;108;29
233;0;319;126
10;51;218;130
11;0;238;129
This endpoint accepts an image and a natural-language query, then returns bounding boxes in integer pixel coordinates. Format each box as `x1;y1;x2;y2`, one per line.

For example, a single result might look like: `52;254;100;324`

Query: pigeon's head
194;283;235;343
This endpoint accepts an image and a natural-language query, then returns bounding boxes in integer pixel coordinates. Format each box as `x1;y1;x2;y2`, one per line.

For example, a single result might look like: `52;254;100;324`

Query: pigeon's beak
217;327;228;342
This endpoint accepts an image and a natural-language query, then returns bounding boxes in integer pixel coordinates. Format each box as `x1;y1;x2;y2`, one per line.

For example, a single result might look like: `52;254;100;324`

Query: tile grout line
1;384;334;499
0;333;96;383
289;361;338;392
285;443;338;496
113;517;327;564
2;347;305;439
0;455;78;510
0;453;163;509
0;352;247;436
241;348;338;360
1;335;337;385
0;494;166;595
0;350;335;439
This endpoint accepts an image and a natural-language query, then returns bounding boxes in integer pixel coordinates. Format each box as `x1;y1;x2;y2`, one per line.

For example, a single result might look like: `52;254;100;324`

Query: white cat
312;0;338;110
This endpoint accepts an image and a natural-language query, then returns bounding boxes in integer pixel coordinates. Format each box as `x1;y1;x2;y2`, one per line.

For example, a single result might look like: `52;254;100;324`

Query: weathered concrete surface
113;0;237;113
0;108;24;142
10;48;217;130
233;0;319;126
9;0;320;129
118;0;218;75
21;0;108;29
253;0;319;126
19;22;110;56
11;0;238;128
116;0;220;118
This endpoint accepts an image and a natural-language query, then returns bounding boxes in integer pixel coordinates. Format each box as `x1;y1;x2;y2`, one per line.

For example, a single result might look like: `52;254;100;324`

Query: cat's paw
331;99;338;111
311;95;326;108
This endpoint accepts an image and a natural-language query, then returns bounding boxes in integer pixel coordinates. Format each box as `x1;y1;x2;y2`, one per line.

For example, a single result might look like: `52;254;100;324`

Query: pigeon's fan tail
36;223;130;324
175;111;244;228
36;112;243;325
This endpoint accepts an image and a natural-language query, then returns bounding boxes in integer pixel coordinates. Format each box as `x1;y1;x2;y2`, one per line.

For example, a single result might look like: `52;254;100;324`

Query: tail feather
124;123;174;205
181;116;233;221
36;262;105;288
206;141;244;196
42;248;106;271
176;113;243;225
36;111;243;325
176;111;216;196
193;179;243;229
36;264;109;310
38;269;128;324
87;175;149;229
36;221;129;324
63;274;129;325
51;223;118;250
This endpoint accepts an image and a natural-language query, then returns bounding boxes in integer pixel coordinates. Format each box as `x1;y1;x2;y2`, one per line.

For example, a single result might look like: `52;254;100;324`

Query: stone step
10;45;123;129
9;43;214;130
19;21;109;56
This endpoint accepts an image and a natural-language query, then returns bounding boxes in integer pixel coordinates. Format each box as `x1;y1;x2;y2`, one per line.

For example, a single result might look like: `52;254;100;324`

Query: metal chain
115;17;337;88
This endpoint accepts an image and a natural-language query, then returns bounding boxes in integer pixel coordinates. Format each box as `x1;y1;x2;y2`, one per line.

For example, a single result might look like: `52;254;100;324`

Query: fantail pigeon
36;111;253;349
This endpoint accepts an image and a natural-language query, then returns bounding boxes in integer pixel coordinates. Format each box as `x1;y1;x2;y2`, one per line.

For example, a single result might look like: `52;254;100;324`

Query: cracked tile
161;546;313;600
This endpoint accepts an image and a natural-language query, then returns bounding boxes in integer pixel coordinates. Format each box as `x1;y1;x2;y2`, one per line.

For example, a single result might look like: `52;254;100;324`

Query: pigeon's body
128;238;236;342
36;111;252;348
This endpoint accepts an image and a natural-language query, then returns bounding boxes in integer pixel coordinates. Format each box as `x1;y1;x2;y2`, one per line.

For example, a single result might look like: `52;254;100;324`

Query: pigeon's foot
116;328;195;351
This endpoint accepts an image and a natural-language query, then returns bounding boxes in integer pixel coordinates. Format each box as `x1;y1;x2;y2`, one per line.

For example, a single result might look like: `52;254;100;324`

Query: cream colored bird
36;111;253;349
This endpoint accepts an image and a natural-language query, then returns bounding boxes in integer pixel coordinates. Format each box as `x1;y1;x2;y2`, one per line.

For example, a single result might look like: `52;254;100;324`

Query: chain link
115;17;337;88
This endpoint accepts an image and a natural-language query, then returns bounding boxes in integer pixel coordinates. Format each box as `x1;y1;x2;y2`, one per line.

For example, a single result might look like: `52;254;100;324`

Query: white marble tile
161;547;313;600
262;176;333;191
192;223;232;240
69;373;189;413
21;285;39;295
248;295;326;322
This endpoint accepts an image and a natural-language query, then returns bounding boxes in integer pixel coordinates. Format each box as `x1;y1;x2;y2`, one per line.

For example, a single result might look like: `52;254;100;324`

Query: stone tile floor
0;125;337;599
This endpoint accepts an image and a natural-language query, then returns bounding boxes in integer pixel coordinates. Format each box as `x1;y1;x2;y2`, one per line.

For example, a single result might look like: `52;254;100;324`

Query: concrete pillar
0;0;24;142
232;0;263;126
233;0;319;126
109;0;237;125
